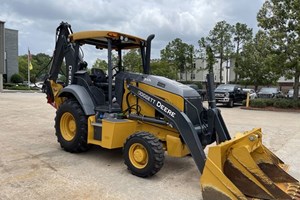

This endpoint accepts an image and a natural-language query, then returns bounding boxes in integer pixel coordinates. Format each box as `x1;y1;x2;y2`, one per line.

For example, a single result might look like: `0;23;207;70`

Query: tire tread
55;99;89;153
123;131;164;177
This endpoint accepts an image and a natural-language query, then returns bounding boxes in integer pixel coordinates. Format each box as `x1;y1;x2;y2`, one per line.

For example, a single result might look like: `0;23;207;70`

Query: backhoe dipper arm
44;22;84;104
127;84;207;173
48;22;73;82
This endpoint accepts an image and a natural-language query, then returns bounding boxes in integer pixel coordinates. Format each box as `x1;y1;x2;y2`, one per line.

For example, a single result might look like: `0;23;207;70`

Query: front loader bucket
200;128;300;200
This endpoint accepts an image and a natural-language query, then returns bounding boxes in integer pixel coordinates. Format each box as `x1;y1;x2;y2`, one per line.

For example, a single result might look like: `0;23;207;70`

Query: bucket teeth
286;183;300;199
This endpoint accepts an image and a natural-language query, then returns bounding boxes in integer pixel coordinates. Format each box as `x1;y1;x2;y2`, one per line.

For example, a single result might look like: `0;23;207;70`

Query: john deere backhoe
44;22;300;199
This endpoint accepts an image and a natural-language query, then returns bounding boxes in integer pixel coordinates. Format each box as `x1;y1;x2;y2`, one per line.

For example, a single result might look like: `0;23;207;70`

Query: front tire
228;99;234;108
55;99;89;153
123;132;164;177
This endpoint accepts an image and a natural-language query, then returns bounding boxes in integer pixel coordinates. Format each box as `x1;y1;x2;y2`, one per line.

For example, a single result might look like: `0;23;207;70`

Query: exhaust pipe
206;73;216;109
144;34;155;74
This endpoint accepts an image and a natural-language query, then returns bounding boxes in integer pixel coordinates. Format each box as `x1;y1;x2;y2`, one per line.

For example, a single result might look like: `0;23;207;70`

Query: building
178;58;236;84
277;76;295;92
0;20;18;91
5;28;19;82
178;56;297;93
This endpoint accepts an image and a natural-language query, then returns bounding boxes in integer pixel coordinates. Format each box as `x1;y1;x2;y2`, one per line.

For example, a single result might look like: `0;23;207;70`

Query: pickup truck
214;84;247;107
257;87;284;98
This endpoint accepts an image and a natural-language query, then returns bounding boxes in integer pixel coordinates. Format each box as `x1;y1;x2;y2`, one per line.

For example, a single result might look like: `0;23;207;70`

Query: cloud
0;0;264;63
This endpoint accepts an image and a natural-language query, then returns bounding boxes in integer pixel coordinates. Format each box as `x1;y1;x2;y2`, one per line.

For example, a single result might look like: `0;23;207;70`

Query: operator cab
44;22;154;113
68;31;151;113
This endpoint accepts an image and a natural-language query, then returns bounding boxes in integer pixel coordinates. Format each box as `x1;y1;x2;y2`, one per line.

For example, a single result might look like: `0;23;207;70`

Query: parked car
286;89;300;98
257;87;284;98
243;88;257;99
186;84;207;100
22;81;44;89
214;84;247;107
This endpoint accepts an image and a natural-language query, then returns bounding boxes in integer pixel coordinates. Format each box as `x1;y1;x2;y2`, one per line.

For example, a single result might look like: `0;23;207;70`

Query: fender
58;85;95;115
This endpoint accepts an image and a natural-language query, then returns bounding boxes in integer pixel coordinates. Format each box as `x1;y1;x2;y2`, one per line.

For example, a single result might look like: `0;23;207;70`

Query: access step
91;122;102;140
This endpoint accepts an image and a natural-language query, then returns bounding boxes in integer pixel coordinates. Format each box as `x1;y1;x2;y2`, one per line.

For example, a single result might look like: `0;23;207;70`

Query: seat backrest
91;68;107;83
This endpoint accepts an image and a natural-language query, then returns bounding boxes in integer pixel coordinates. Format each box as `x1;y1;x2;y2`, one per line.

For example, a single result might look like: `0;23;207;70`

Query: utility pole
27;49;30;88
0;21;5;93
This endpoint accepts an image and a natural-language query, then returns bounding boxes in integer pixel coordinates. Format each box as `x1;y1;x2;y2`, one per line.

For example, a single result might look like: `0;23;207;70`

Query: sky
0;0;264;65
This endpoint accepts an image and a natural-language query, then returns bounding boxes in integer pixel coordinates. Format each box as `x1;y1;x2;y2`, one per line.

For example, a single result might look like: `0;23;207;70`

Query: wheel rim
129;143;148;169
60;112;76;141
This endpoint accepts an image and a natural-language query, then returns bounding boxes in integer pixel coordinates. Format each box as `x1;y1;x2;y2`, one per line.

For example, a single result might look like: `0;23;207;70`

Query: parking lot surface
0;92;299;200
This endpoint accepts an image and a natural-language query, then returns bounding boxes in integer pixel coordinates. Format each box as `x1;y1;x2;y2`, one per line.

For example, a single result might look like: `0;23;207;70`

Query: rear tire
123;132;164;177
55;99;89;153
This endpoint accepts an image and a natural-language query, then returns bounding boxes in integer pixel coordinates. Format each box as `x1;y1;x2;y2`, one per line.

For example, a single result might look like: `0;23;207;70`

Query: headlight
225;92;229;97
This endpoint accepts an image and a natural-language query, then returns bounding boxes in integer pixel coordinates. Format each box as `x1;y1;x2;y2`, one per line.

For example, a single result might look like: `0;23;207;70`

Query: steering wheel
112;66;119;78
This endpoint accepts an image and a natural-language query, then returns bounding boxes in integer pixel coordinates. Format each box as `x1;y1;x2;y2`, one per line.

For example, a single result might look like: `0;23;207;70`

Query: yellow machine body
121;81;185;116
86;80;190;157
87;117;189;157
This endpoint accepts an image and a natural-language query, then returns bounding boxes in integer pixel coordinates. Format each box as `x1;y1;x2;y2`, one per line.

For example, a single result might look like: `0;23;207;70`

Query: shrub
264;98;274;107
248;98;300;109
4;85;31;90
294;99;300;109
250;99;267;108
10;73;24;83
289;100;300;109
273;99;290;108
3;83;16;87
242;100;246;106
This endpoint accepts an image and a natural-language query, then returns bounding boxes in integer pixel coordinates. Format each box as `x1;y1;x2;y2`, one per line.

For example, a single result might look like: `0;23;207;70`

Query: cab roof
69;31;146;50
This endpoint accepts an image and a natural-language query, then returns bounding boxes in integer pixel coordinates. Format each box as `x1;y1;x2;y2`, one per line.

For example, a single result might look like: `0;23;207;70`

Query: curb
0;89;42;93
240;106;300;113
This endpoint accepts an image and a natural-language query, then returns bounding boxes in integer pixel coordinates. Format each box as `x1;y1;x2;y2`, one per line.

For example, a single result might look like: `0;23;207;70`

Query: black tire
228;99;234;108
55;99;89;153
123;132;164;178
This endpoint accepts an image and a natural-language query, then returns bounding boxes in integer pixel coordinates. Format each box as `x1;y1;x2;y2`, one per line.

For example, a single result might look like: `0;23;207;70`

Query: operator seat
91;68;107;83
90;68;109;101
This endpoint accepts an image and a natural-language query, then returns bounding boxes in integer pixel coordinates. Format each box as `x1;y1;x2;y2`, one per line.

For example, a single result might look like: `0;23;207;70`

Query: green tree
202;21;234;83
198;38;216;73
151;60;177;79
18;55;28;80
33;53;52;81
161;38;194;81
233;22;253;82
239;31;281;90
92;58;108;71
186;44;196;80
123;49;142;72
18;53;51;84
257;0;300;99
10;73;23;83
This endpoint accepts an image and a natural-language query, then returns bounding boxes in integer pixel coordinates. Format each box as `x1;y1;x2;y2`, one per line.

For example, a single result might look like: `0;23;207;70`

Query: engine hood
215;89;233;93
141;74;200;98
258;91;274;95
118;72;200;98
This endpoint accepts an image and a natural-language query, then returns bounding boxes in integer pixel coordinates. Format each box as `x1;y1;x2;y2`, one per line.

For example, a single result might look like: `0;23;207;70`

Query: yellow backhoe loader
43;22;299;199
